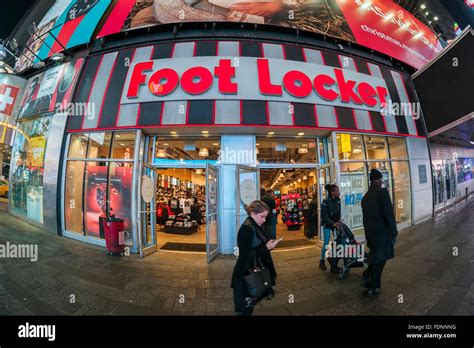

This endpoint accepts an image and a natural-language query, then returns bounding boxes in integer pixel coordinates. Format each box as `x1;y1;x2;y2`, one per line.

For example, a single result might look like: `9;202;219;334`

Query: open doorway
260;168;321;249
155;168;207;251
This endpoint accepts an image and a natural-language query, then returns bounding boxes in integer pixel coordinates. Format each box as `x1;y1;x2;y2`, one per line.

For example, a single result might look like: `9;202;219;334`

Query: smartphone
276;237;283;243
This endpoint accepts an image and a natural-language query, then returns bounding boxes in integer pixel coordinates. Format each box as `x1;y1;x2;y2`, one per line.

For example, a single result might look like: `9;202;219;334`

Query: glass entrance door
206;163;220;262
138;164;158;257
236;165;259;235
316;164;332;239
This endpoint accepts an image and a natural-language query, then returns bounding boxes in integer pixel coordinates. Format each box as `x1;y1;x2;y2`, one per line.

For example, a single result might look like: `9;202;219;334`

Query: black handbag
243;251;273;299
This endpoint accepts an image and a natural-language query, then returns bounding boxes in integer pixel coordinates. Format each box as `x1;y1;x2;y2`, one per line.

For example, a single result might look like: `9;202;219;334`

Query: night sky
0;0;37;38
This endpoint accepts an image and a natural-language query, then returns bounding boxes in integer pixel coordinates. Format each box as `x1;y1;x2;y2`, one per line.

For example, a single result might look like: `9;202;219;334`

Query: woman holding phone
231;200;279;316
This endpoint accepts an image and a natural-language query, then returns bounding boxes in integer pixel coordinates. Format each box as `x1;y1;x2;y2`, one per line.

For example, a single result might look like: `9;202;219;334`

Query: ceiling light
425;11;429;16
309;172;314;177
199;148;209;157
298;178;302;182
119;143;125;146
420;4;426;10
50;52;65;61
157;149;166;158
433;16;438;21
170;131;177;135
267;131;275;135
303;175;307;180
353;136;359;140
213;143;219;146
201;130;209;134
297;132;304;136
353;149;362;153
256;143;260;146
163;143;169;146
298;148;308;154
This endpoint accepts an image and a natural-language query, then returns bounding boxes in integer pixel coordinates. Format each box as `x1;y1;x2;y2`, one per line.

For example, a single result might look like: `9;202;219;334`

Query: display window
63;131;136;243
10;116;52;224
336;134;364;161
364;135;388;160
256;138;318;164
390;161;412;224
337;133;412;231
339;162;367;231
153;138;220;164
387;137;408;159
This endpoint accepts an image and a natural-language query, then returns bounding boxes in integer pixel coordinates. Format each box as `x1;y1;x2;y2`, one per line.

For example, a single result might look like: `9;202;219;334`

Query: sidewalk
0;197;473;315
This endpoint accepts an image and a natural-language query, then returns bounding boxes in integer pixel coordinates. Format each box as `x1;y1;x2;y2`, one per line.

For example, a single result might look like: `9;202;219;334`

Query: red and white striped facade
67;39;426;138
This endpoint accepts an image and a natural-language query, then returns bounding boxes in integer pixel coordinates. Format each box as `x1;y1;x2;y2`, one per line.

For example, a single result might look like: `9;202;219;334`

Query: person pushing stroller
320;184;342;272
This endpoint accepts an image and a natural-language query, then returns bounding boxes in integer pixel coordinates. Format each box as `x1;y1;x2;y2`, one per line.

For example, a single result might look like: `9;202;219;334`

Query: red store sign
122;57;389;112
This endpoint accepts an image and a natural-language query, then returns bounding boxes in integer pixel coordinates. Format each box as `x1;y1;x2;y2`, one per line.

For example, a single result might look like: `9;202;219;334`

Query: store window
390;161;412;224
336;133;412;231
456;158;473;183
111;132;135;160
87;132;112;159
10;116;52;224
153;138;220;163
364;135;388;160
336;134;364;161
64;160;85;234
256;138;318;164
64;131;136;243
387;137;408;159
67;133;89;158
339;162;367;231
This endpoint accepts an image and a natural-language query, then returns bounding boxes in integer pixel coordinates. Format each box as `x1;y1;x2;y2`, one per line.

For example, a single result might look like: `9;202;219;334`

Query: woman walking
231;200;278;316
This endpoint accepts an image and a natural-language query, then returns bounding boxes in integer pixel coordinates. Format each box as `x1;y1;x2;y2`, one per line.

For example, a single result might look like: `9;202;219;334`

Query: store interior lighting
198;148;209;157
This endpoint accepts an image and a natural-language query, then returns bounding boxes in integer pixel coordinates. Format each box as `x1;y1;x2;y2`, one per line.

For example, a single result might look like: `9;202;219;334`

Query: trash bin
99;214;107;239
103;215;125;256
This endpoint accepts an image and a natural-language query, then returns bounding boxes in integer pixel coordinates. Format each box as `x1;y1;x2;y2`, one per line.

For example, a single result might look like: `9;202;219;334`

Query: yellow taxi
0;179;8;198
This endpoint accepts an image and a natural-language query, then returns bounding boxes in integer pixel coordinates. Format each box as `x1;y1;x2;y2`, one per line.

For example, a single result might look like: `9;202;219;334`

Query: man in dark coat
361;169;398;296
261;188;277;239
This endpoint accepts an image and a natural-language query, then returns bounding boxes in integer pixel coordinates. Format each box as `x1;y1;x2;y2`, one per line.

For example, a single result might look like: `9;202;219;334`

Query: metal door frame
235;165;260;245
137;163;158;257
206;163;220;262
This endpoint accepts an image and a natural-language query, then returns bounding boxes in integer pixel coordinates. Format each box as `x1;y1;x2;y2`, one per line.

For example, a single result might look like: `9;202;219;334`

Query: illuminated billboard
97;0;442;69
15;0;111;73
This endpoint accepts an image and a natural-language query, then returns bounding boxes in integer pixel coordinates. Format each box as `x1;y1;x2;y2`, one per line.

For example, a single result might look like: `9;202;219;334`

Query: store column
219;135;257;254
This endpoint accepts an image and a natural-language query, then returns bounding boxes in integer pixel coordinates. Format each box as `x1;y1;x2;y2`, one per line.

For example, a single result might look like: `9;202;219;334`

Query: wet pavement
0;196;473;315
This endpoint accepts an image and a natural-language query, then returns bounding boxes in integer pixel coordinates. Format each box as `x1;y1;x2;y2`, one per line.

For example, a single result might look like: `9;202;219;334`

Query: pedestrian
261;188;277;240
231;200;278;316
306;190;319;240
320;184;342;272
361;169;398;296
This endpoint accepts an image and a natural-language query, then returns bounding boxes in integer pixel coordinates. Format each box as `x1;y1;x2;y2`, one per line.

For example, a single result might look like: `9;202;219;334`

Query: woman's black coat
231;217;277;289
321;196;341;229
361;186;398;264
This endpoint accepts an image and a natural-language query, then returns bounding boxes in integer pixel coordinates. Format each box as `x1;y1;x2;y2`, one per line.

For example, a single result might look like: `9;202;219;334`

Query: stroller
330;223;368;279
